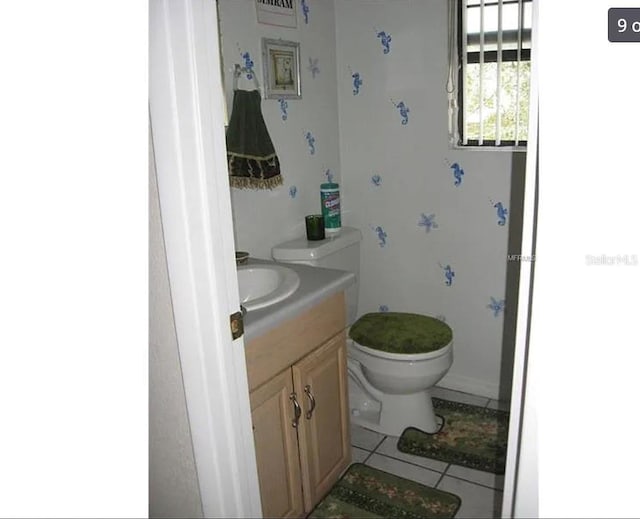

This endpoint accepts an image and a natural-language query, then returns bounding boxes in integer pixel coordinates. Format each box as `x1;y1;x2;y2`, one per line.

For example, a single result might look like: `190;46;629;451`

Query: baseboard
437;372;501;400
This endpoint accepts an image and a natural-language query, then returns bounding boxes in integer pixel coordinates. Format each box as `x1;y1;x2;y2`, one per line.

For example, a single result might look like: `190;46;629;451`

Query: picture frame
262;38;301;100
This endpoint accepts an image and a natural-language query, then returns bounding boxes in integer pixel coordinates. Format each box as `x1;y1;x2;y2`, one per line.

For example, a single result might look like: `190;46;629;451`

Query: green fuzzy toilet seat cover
349;312;453;355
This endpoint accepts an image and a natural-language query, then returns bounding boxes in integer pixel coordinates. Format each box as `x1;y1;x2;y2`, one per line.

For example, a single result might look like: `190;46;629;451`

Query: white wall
149;133;203;519
218;0;341;259
335;0;516;399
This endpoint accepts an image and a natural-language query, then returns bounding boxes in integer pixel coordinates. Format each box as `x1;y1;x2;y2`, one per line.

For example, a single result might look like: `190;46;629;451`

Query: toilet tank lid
272;227;362;261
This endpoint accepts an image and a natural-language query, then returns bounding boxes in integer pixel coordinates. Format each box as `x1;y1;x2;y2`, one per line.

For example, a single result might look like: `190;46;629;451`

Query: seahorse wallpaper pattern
220;0;520;399
335;0;516;398
219;0;342;258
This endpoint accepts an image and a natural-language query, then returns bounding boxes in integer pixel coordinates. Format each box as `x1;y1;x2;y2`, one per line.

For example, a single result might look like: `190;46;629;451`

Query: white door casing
501;0;539;516
149;0;262;517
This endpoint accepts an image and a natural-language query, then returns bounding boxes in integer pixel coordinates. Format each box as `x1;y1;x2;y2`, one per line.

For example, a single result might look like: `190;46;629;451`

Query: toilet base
348;375;441;436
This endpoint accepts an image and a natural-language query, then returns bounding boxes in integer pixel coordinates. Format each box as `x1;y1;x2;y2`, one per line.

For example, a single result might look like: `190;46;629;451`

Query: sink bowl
237;264;300;312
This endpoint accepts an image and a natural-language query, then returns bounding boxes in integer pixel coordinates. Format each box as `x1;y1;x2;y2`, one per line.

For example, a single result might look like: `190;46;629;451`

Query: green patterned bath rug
397;398;509;474
307;463;461;518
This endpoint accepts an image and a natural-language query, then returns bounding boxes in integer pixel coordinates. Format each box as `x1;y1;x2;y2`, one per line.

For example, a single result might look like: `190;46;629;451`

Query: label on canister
320;183;341;234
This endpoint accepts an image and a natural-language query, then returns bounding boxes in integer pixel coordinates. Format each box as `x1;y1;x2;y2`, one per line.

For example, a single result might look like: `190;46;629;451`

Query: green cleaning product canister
320;182;341;235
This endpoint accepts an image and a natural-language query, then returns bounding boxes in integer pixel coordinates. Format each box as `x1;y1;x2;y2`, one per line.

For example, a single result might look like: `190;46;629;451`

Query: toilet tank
272;227;362;325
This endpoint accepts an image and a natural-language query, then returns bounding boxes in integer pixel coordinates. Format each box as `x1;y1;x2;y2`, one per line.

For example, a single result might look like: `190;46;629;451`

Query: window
455;0;532;147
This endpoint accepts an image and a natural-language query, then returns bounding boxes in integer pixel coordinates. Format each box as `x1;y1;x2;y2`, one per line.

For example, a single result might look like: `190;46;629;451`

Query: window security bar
458;0;531;147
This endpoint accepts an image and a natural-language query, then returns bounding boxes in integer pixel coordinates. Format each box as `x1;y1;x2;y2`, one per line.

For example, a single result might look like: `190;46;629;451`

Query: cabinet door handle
290;392;302;428
304;384;316;420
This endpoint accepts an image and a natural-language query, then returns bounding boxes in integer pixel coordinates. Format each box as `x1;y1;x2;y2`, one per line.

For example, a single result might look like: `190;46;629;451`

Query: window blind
458;0;532;147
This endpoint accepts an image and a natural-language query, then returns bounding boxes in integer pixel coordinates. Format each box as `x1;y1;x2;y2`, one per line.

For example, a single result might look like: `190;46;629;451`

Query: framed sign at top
255;0;297;28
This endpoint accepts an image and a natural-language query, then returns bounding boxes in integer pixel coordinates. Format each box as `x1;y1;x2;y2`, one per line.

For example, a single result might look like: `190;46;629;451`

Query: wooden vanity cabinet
246;292;351;518
293;331;350;511
249;369;304;518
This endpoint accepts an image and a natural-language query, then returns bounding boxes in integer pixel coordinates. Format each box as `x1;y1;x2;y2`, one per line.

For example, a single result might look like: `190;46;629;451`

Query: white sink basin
237;264;300;312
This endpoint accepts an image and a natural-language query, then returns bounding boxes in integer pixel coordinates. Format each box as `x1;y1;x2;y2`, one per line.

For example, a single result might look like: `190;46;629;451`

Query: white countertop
241;258;356;342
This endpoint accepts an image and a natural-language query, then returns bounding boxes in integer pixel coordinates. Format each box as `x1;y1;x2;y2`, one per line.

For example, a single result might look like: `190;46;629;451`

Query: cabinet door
250;369;304;519
293;331;351;512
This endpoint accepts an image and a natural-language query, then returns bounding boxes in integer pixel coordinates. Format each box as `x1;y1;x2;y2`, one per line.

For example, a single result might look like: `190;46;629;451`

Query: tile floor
347;386;509;519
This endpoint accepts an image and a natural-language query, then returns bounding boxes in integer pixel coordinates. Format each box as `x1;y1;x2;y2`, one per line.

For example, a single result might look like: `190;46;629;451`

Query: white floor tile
375;436;449;473
446;465;505;490
437;476;503;518
351;446;370;464
365;453;441;487
486;399;510;412
350;424;385;451
431;386;490;408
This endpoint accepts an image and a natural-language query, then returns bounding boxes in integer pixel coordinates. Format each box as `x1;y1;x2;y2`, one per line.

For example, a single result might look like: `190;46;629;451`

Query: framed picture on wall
262;38;301;99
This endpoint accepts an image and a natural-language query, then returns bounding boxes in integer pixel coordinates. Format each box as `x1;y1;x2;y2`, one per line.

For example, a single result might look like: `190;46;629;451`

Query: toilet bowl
347;337;453;436
271;228;454;437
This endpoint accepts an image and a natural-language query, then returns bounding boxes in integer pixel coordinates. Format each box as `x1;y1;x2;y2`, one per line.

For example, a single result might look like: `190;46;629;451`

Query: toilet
272;227;453;437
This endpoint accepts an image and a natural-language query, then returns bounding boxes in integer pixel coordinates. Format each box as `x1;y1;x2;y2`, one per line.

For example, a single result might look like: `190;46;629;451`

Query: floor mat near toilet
397;398;509;474
307;463;461;519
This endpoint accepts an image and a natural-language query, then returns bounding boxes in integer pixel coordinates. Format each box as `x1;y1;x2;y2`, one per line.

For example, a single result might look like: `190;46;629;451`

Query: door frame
501;0;539;516
149;0;261;517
